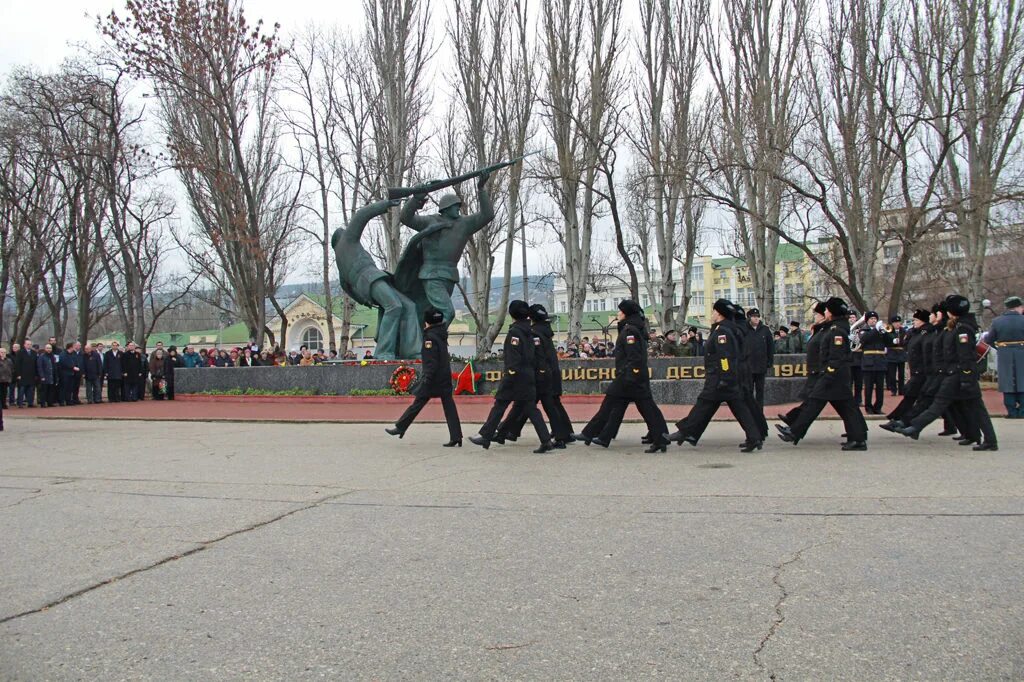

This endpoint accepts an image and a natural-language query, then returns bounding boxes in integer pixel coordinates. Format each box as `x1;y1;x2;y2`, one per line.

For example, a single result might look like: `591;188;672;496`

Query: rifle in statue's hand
386;152;539;201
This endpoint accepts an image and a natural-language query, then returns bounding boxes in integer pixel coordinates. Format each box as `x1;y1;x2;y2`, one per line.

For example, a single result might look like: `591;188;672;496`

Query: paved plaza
1;417;1022;679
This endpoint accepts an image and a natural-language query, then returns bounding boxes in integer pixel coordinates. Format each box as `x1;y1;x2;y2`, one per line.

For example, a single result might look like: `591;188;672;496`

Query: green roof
711;244;807;269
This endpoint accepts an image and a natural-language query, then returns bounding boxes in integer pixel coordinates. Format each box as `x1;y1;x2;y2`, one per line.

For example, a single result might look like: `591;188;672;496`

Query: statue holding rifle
391;153;535;328
333;154;532;359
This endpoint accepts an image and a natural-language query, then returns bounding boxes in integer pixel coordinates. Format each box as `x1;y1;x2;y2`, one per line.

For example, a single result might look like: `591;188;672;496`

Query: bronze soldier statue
332;199;421;360
395;172;494;326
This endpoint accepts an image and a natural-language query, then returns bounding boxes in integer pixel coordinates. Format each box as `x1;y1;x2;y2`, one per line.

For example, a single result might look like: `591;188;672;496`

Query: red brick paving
4;390;1009;423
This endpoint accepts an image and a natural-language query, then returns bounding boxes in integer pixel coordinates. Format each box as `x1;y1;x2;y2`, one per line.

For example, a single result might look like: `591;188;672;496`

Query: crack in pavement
752;537;833;680
0;491;47;509
0;490;354;626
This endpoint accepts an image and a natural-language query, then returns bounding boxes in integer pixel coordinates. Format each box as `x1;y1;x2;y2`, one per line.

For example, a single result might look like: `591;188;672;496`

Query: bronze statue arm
347;199;400;241
463;173;495;234
400;194;432;232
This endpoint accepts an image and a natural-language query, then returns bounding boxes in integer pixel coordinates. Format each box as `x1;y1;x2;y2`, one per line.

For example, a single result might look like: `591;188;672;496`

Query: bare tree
363;0;433;269
101;0;290;345
539;0;624;340
632;0;712;331
908;0;1024;310
446;0;537;358
702;0;809;320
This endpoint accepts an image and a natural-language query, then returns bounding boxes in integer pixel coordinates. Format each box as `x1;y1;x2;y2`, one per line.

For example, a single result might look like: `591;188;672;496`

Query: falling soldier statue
394;172;494;326
331;199;421;360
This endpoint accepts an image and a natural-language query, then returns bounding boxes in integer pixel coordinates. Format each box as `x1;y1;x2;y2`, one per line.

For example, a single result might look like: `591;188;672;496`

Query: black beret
913;309;930;323
528;304;551;322
813;301;827;315
424;307;444;325
509;300;531;320
865;310;879;320
732;305;745;321
944;294;970;316
665;329;677;336
825;297;849;317
889;315;902;323
747;308;761;318
789;320;800;327
618;299;642;317
1005;296;1023;308
778;327;789;334
712;298;733;317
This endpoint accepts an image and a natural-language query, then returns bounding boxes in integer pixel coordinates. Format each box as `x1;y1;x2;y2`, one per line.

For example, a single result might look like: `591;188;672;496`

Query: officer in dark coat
164;346;182;400
57;343;80;406
778;301;829;429
387;307;463;446
36;344;58;408
576;299;669;452
122;344;141;402
15;340;38;407
986;295;1024;417
84;344;104;404
902;303;966;438
103;342;125;402
471;301;553;453
667;299;763;451
886;315;909;395
898;295;997;450
495;304;575;447
881;310;930;429
857;311;889;414
777;297;868;450
744;308;775;408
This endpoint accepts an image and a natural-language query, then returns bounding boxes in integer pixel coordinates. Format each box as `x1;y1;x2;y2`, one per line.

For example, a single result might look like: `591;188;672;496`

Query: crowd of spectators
0;337;383;409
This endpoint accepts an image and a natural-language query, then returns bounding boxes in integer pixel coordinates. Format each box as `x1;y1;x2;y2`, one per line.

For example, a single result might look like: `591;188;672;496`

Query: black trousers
964;396;997;444
501;393;574;442
60;377;77;406
863;370;886;412
850;366;863;405
587;395;667;444
107;379;123;402
395;393;462;441
480;398;550;443
790;397;867;442
751;373;767;407
744;381;768;439
675;396;762;444
886;362;905;394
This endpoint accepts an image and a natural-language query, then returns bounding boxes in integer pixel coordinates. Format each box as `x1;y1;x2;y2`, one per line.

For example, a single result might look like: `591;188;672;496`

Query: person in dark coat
667;299;763;452
57;343;80;407
885;315;909;395
898;295;997;450
778;301;829;429
36;344;58;408
471;300;554;453
777;297;868;450
789;320;807;353
83;343;104;403
149;349;168;400
574;300;669;452
897;303;963;438
15;339;38;408
104;341;125;403
744;306;775;410
495;304;575;448
387;307;462;446
164;346;182;400
122;343;141;402
732;305;768;442
857;311;890;414
880;310;930;429
986;296;1024;417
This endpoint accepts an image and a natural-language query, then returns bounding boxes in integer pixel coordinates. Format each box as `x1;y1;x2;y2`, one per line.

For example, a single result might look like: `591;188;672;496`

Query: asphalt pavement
1;418;1022;680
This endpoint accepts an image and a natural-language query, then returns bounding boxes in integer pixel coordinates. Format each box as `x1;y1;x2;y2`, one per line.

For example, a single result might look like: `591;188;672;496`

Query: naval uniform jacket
533;322;563;396
414;324;453;398
495;319;537;402
699;320;743;402
809;318;854;402
887;327;909;364
606;314;652;400
858;327;890;371
952;314;982;399
901;325;929;397
799;321;829;400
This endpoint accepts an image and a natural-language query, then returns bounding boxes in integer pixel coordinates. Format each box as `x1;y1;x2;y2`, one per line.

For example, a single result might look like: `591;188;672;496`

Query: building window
691;264;704;281
692;292;704;308
942;240;963;256
642;295;650;308
560;301;567;313
883;245;900;260
301;326;323;350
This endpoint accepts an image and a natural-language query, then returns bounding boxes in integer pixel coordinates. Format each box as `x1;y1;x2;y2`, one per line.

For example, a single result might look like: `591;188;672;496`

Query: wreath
389;365;417;394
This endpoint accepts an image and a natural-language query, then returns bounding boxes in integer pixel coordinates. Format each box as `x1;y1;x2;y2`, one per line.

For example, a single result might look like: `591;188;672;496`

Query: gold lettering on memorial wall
485;370;503;382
